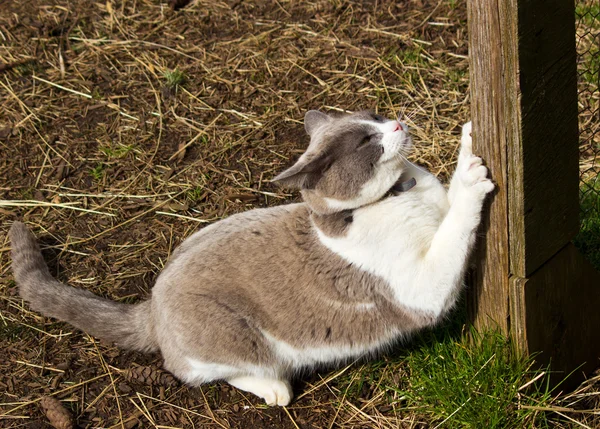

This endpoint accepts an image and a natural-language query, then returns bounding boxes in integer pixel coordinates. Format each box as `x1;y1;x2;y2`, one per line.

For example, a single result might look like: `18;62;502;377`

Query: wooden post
467;0;600;387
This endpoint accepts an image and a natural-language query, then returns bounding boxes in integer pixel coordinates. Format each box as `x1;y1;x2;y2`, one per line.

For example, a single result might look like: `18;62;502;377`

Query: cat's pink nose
393;122;403;132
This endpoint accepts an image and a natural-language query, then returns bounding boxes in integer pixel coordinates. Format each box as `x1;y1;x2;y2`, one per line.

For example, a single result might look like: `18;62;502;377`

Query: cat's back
154;203;314;292
170;202;308;256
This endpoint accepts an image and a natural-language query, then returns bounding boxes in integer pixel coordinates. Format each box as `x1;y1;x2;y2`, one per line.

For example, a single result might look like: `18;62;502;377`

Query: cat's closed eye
370;113;385;122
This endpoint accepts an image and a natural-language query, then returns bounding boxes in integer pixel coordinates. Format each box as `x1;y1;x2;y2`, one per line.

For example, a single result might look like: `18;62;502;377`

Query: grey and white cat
10;110;494;406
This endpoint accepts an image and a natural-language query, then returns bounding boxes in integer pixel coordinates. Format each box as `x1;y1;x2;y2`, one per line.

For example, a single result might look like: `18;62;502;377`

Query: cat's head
274;110;412;214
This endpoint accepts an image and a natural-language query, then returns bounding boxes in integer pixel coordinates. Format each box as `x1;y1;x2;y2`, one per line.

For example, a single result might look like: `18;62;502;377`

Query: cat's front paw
461;121;473;155
460;154;495;196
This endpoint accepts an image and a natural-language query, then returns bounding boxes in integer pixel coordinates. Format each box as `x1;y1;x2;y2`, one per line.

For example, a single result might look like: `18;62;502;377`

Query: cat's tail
9;222;158;352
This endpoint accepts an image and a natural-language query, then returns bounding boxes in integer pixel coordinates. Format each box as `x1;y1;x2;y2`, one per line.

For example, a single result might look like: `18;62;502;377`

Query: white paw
261;380;292;406
460;155;495;195
461;121;473;155
228;376;292;407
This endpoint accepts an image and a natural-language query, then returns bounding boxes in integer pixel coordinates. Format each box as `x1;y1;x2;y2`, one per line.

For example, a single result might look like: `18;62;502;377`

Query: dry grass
0;0;598;427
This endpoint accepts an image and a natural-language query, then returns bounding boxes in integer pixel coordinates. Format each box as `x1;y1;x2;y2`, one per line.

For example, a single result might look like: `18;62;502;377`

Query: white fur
184;358;242;383
370;119;412;162
319;296;376;311
261;329;400;370
184;357;278;384
448;121;474;205
228;376;292;406
316;123;494;318
355;302;376;311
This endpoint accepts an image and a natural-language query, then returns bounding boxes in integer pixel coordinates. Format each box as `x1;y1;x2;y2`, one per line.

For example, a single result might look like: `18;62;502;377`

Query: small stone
55;361;71;371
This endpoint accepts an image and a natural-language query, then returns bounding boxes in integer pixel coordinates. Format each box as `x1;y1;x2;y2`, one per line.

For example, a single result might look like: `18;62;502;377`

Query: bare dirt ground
1;0;598;428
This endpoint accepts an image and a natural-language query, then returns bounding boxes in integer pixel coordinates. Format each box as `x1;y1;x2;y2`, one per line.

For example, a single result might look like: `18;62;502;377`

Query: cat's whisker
397;105;409;122
405;108;418;122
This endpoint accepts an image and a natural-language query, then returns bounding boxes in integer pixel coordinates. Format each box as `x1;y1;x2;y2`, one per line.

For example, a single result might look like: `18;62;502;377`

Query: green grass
577;1;600;85
447;0;459;10
582;45;599;86
0;323;35;342
389;328;553;428
576;3;600;28
448;68;467;84
328;309;559;428
91;86;103;100
15;61;40;76
187;186;207;202
99;143;136;159
388;46;425;66
163;68;187;89
89;163;105;181
17;186;35;200
574;179;600;270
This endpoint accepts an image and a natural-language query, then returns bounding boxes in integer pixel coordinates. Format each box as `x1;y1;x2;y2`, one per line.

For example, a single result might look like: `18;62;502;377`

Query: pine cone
124;365;177;387
39;396;73;429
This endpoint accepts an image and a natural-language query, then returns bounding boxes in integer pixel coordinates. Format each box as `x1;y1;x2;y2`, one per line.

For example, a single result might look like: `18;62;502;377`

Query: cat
9;110;494;406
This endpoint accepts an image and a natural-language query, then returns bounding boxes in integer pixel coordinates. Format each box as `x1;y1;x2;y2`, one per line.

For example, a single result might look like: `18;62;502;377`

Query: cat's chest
315;184;448;278
356;183;448;239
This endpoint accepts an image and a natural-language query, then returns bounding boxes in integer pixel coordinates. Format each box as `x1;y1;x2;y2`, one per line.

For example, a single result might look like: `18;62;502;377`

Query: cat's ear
272;153;331;189
304;110;331;136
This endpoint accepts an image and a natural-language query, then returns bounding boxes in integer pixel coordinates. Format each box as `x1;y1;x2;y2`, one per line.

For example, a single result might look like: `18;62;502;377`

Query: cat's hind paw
262;380;292;406
229;376;292;407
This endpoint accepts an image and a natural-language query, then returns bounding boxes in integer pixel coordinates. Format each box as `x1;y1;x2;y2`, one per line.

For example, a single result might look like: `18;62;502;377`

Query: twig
0;200;116;217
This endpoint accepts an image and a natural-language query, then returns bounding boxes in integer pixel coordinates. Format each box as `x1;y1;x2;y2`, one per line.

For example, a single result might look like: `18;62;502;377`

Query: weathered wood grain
509;0;580;277
467;0;600;387
466;0;514;333
510;244;600;389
